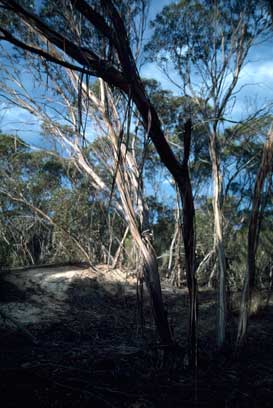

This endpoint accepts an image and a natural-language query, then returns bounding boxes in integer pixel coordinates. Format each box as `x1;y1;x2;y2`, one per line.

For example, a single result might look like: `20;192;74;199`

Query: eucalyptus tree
220;114;272;280
0;132;108;266
0;133;36;265
0;0;200;357
142;79;211;286
236;125;273;346
0;0;174;346
0;45;175;344
145;0;270;346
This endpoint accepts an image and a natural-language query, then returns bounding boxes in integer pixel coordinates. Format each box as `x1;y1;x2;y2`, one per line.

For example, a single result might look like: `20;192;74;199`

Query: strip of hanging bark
115;169;172;344
99;83;172;346
0;0;193;348
178;119;198;368
237;126;273;347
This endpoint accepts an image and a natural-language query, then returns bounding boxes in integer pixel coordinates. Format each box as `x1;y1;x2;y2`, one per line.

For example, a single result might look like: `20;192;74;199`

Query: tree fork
0;0;197;351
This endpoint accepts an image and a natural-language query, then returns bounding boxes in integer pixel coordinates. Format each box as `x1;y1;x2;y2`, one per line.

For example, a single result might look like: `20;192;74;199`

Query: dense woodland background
0;1;273;406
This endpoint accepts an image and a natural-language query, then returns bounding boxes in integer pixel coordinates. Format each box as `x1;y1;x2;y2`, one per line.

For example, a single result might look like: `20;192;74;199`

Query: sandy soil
0;265;134;325
1;265;273;407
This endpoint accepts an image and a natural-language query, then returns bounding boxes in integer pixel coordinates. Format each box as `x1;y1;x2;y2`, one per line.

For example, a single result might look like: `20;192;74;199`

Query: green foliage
0;0;35;33
146;0;269;72
0;1;272;293
148;197;175;257
0;132;120;267
142;78;211;190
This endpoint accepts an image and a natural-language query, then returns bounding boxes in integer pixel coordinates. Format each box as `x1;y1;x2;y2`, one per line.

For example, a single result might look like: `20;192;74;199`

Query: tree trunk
208;261;217;289
209;130;226;348
101;84;172;345
237;126;273;347
177;120;198;367
196;249;215;286
126;87;197;360
111;226;129;269
116;176;172;344
168;190;181;282
168;225;179;279
0;0;198;349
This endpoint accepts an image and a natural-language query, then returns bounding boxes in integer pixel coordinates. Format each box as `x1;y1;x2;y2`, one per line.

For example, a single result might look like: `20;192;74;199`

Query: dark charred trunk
177;120;198;367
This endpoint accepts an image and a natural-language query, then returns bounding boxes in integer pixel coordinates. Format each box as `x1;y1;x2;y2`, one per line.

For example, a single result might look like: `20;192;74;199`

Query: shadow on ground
1;265;273;407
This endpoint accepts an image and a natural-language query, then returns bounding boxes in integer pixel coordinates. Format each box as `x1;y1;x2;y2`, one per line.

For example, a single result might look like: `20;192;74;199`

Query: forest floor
1;264;273;407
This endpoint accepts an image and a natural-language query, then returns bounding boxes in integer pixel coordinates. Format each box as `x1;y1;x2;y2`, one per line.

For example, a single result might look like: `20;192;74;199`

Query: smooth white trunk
209;131;226;348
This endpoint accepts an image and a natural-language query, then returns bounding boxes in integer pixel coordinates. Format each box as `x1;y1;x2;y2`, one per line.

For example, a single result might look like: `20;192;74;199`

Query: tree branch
0;0;128;90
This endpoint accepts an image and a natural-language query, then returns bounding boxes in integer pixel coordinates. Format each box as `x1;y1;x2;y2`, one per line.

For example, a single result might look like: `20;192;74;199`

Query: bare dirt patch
1;265;273;407
0;265;135;326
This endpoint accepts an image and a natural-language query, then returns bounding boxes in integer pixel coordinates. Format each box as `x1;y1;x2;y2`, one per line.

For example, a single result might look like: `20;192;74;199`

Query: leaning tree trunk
130;79;197;362
57;69;173;345
99;82;172;345
209;130;226;348
237;126;273;347
0;0;198;352
116;170;172;344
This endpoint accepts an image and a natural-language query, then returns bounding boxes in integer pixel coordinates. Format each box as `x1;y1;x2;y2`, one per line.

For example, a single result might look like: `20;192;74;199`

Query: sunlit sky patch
1;0;273;146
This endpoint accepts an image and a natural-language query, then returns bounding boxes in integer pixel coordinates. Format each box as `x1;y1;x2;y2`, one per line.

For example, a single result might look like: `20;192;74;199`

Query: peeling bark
237;126;273;347
0;0;198;350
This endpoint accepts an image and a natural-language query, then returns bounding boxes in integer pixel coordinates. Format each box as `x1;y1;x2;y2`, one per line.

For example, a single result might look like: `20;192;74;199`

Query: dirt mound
0;264;133;326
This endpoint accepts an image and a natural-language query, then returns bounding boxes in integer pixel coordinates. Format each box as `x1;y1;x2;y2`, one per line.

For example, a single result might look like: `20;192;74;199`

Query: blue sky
0;0;170;147
142;1;273;122
1;0;273;147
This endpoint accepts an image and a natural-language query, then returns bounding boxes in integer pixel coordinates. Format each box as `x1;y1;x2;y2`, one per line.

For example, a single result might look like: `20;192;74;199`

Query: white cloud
240;60;273;84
